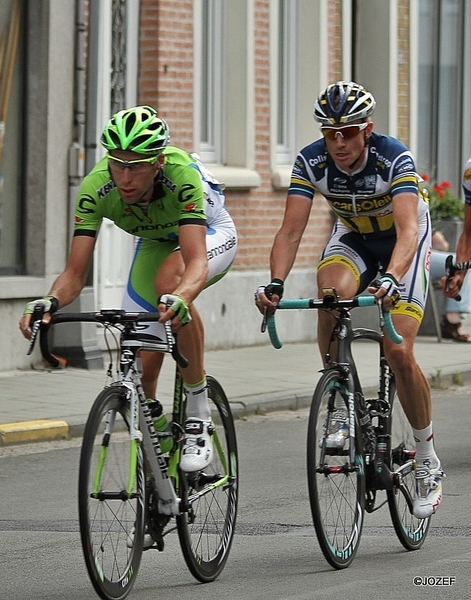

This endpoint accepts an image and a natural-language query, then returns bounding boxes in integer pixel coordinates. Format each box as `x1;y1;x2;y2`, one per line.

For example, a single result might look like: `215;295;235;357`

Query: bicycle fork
112;377;182;517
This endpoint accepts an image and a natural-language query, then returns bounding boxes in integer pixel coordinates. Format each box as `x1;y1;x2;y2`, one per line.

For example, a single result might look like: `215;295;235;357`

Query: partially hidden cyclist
255;81;443;519
442;156;471;302
19;105;238;473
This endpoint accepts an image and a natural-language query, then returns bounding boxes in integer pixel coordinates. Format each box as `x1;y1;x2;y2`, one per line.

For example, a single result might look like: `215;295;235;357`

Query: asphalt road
0;383;469;600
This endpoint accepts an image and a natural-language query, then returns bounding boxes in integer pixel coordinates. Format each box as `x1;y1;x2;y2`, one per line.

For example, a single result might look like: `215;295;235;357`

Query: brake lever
377;297;385;328
260;307;268;333
27;307;44;356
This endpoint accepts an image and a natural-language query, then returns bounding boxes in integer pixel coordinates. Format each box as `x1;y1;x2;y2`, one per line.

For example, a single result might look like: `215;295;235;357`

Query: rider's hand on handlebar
442;255;463;300
19;296;59;340
368;273;401;312
254;279;284;315
158;293;192;333
441;273;464;299
254;279;284;333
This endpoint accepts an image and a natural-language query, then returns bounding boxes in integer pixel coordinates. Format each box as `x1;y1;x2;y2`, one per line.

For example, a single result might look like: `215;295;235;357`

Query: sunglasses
320;122;368;141
107;153;159;173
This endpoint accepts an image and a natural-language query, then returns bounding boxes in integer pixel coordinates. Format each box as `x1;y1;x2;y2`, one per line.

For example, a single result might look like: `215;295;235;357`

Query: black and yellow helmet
313;81;376;125
100;106;170;154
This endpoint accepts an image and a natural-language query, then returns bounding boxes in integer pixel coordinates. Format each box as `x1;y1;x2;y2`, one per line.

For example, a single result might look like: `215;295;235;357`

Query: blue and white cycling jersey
463;156;471;205
288;131;429;237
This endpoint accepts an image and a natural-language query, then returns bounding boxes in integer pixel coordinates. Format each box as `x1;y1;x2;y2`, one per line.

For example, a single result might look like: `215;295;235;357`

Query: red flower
433;180;452;199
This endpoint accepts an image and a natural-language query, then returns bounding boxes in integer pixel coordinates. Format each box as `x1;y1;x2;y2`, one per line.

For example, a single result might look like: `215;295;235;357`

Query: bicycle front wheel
78;386;145;600
177;375;238;582
307;369;366;569
386;381;431;550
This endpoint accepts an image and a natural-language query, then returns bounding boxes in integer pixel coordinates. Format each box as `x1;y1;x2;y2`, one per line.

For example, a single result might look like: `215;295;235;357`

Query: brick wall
328;0;343;81
138;0;336;273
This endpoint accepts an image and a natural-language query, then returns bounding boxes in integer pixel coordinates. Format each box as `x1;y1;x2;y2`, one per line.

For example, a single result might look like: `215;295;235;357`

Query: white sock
413;423;439;468
184;378;210;420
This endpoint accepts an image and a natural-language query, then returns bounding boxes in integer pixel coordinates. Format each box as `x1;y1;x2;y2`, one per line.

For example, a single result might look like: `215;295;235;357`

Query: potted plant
421;173;464;250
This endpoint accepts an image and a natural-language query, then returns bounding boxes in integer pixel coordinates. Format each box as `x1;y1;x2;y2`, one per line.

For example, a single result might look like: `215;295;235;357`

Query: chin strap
348;135;370;171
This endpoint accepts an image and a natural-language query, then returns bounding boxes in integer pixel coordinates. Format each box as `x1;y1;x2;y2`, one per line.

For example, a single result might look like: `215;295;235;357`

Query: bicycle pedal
198;472;221;485
144;537;164;552
171;421;185;442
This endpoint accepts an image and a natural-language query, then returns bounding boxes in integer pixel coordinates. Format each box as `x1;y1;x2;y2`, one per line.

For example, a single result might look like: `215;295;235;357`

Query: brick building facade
2;0;471;370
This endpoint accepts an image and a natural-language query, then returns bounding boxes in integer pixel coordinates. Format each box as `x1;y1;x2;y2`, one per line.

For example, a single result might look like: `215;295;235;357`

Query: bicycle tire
177;375;238;582
78;386;144;600
386;381;431;550
307;369;366;569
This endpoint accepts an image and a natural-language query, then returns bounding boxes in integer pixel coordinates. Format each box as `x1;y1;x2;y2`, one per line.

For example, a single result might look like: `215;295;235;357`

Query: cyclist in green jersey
19;106;238;473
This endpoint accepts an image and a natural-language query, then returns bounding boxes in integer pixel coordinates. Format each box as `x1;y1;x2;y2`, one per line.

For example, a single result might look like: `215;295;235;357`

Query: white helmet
313;81;376;125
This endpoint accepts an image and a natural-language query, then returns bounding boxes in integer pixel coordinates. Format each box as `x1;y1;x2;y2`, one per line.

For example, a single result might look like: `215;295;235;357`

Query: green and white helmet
100;106;170;155
313;81;376;125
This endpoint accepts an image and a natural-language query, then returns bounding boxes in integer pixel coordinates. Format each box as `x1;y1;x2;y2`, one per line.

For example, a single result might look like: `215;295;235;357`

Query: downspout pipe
68;0;86;239
55;0;103;369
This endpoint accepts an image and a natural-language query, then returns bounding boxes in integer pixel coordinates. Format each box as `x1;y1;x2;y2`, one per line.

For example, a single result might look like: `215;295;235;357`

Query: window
198;0;224;164
193;0;260;188
417;0;466;187
276;0;297;166
270;0;327;188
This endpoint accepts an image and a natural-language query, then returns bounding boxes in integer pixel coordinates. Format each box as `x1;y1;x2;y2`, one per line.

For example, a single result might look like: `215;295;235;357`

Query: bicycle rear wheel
177;375;238;582
386;381;431;549
307;369;366;569
78;386;144;600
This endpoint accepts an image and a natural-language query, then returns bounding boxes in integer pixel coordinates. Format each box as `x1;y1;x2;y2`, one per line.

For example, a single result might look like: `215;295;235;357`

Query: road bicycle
264;289;430;569
28;308;238;600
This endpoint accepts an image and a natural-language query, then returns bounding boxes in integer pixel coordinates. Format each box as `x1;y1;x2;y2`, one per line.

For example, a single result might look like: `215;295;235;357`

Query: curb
0;419;69;447
1;369;470;447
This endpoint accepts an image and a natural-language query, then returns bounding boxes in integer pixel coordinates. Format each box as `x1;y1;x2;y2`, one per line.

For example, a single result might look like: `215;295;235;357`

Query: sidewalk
2;336;471;445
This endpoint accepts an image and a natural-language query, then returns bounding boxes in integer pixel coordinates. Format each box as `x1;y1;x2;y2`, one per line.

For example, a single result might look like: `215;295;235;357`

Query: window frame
269;0;328;189
193;0;260;189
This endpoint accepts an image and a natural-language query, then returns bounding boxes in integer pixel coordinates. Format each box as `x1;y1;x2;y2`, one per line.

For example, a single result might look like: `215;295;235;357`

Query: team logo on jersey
160;174;177;193
464;168;471;181
97;180;117;198
363;175;376;189
75;215;85;223
330;195;391;214
395;155;414;173
207;235;237;260
184;202;197;212
308;154;327;168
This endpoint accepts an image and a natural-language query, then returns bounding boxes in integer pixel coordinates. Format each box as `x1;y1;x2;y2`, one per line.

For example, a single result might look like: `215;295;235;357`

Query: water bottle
147;399;173;453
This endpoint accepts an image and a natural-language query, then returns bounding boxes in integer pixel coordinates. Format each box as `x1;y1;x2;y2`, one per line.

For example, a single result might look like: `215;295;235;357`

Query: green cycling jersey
74;146;216;244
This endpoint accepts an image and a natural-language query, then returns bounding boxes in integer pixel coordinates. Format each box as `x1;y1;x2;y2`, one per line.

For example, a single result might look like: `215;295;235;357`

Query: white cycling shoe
127;526;154;550
413;460;445;519
179;418;214;472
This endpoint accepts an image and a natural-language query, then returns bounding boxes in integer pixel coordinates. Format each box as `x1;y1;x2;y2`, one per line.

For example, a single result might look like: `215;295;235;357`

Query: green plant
430;368;444;389
421;173;464;223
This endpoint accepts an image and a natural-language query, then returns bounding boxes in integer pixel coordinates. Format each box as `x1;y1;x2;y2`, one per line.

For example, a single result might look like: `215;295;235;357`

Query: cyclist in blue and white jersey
443;156;471;301
256;81;443;519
